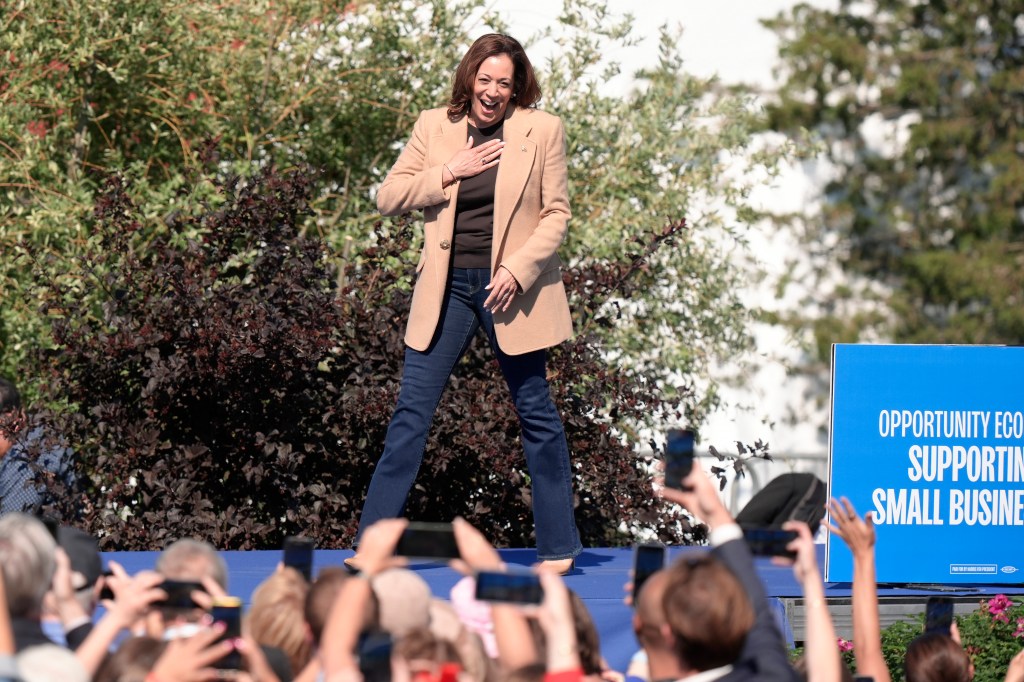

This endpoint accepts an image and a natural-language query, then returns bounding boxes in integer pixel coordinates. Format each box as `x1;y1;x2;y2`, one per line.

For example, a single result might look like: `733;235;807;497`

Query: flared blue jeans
356;267;582;560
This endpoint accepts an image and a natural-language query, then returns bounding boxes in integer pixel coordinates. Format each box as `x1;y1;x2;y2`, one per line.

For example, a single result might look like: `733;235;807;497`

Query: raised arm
778;521;840;682
320;518;407;682
74;561;166;676
452;517;540;671
826;497;890;682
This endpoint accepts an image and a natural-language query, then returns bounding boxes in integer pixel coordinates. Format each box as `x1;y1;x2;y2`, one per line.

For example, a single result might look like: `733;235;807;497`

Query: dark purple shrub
31;164;698;550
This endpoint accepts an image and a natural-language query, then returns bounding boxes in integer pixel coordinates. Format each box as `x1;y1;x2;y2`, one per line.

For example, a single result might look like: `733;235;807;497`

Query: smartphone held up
741;526;798;560
395;522;460;560
663;428;695;491
474;570;544;605
632;543;666;604
282;535;315;581
924;596;955;635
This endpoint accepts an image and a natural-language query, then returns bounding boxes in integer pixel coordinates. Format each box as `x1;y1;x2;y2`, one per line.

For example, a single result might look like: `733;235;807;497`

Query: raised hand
825;496;876;557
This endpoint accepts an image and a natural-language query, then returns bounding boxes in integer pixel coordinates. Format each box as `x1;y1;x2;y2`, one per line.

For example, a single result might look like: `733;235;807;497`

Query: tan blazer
377;106;573;355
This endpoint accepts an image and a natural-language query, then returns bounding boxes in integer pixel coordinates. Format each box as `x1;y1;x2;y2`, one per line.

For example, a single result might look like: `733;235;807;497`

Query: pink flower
1014;617;1024;639
837;637;854;653
26;120;48;138
987;594;1013;619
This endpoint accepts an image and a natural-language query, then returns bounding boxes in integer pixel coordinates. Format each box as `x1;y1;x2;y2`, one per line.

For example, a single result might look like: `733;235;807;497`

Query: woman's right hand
445;136;505;181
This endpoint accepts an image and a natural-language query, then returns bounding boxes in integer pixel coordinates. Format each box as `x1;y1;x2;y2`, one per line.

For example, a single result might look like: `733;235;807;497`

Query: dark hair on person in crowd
661;554;756;671
525;589;602;676
904;633;972;682
305;567;379;647
447;33;542;121
501;662;546;682
394;626;463;669
568;589;604;676
93;636;167;682
0;377;21;414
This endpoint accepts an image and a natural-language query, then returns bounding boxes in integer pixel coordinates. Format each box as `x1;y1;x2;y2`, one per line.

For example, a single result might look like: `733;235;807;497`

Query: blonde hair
0;513;56;617
246;567;312;676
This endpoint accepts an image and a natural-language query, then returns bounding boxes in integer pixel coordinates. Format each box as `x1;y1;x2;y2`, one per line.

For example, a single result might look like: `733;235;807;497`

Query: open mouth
479;98;501;114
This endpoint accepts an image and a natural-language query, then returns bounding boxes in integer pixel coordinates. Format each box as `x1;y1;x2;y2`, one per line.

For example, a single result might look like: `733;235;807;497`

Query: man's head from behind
155;537;228;590
661;553;755;672
0;512;57;619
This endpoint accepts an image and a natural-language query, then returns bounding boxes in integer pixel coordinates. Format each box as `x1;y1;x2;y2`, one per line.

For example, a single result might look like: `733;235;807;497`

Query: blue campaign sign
827;344;1024;584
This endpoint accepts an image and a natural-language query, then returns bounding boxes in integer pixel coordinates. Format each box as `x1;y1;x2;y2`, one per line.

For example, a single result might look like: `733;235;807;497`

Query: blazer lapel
494;107;535;262
427;114;468;289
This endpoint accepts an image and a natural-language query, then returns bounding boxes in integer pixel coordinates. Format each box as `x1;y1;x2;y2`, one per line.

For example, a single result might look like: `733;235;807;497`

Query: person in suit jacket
654;466;801;682
352;33;581;574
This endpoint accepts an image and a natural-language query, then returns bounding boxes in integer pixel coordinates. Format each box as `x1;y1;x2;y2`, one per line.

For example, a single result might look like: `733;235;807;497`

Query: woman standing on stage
351;33;581;573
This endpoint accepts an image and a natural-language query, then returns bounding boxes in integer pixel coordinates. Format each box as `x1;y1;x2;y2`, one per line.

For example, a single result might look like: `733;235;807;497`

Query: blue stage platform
105;545;1024;673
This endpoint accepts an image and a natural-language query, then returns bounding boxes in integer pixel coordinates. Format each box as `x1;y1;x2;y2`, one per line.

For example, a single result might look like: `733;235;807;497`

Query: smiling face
468;53;515;127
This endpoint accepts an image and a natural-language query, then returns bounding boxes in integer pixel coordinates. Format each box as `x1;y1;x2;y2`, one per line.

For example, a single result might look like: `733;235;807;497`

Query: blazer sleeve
713;539;800;681
498;115;571;293
377;111;454;216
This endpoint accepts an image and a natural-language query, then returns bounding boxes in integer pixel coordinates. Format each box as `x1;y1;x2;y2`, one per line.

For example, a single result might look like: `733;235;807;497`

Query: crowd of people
2;454;1023;682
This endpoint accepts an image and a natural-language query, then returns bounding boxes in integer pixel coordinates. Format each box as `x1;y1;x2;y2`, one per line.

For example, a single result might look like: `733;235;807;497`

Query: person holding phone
655;465;800;681
350;33;581;575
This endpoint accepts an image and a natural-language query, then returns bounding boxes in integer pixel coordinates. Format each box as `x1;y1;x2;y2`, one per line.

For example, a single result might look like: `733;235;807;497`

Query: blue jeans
356;268;582;560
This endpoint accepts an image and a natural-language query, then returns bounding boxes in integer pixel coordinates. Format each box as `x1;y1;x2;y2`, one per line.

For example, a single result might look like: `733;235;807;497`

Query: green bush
958;595;1024;682
838;596;1024;681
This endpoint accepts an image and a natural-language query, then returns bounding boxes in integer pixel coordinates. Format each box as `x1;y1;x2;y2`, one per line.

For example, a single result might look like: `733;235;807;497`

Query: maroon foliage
31;165;698;550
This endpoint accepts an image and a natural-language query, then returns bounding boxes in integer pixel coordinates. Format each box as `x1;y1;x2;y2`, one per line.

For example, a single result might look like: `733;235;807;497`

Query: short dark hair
905;633;971;682
661;554;755;671
447;34;541;121
0;377;21;414
305;567;379;646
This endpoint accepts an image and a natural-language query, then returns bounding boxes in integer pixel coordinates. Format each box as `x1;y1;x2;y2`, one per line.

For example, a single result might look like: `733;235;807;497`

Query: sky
480;0;837;89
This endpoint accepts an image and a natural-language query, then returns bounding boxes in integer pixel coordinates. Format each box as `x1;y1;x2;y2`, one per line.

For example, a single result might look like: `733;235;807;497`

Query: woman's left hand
484;266;520;313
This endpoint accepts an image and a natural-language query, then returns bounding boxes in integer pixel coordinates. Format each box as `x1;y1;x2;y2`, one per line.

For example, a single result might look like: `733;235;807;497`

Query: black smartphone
664;428;695;490
282;535;315;581
474;570;544;604
157;579;207;609
632;543;666;605
395;521;459;559
853;678;876;682
97;570;116;601
741;526;798;559
212;596;243;670
924;596;954;634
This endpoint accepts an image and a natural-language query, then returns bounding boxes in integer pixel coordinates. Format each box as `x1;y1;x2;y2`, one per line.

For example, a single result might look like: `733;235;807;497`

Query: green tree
2;0;490;381
765;0;1024;351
